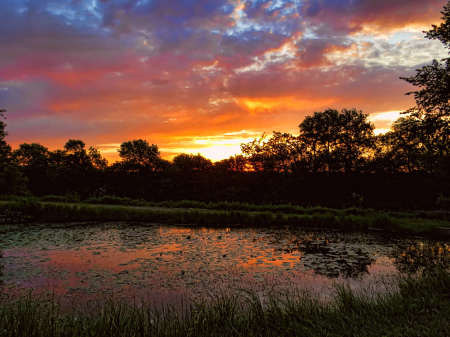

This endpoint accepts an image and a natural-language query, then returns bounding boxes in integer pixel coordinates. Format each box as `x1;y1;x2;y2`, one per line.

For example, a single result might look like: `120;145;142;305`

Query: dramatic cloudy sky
1;0;449;162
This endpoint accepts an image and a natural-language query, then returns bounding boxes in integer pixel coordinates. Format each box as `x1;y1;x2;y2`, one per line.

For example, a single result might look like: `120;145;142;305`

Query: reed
0;199;448;233
1;268;450;336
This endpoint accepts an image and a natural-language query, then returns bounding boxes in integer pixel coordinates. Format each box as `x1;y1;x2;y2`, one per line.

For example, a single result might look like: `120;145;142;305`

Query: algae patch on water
0;223;449;305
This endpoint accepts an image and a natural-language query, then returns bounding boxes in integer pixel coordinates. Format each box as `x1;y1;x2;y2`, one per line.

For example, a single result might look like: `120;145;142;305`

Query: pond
1;223;450;307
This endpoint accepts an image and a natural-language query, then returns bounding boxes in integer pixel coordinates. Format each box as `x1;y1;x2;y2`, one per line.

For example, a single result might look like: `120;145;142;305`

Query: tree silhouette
214;155;248;172
385;117;423;172
240;132;305;172
117;139;161;172
336;109;375;173
172;153;212;172
13;143;49;167
63;139;92;171
401;2;450;118
369;114;450;174
401;59;450;118
0;164;28;195
0;109;11;166
390;116;450;173
240;133;268;172
0;109;28;195
87;146;108;170
64;139;86;153
299;109;374;173
369;133;400;173
262;132;305;173
299;109;341;172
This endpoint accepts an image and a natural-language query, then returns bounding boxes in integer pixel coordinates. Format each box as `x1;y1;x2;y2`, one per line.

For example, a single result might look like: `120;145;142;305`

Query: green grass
1;268;450;336
2;194;450;220
0;199;448;233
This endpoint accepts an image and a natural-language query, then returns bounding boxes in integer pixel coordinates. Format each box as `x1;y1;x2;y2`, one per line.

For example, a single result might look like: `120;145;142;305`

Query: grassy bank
0;199;449;233
1;268;450;336
2;195;450;220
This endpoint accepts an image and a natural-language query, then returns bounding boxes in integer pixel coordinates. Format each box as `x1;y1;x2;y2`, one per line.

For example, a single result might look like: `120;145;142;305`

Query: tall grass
1;268;450;336
2;195;450;221
0;200;385;230
0;200;448;233
84;197;373;216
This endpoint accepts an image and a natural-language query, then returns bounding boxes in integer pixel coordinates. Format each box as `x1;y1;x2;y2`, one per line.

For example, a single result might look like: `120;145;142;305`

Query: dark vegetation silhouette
2;3;450;210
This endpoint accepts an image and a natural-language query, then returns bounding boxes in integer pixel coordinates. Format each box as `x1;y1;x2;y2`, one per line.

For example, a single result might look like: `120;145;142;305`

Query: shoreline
1;199;450;235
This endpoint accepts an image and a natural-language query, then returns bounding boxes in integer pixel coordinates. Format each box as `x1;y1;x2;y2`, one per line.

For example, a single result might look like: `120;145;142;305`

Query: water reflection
390;241;450;273
0;224;449;305
272;234;376;278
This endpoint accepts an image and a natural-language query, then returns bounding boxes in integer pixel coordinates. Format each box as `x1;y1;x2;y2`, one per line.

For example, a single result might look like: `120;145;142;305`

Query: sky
1;0;449;163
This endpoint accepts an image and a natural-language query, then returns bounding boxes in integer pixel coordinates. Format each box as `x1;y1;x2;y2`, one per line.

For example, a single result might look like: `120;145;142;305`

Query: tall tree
0;109;11;166
240;133;268;172
400;2;450;118
63;139;92;171
13;143;49;167
369;133;402;173
299;109;341;172
87;146;108;170
0;109;28;195
299;109;374;173
213;155;248;172
240;132;304;172
117;139;161;172
384;116;450;173
172;153;212;172
336;109;375;173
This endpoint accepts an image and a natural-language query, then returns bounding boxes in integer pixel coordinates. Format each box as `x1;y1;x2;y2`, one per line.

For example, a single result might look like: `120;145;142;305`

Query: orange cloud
2;0;444;165
238;97;338;115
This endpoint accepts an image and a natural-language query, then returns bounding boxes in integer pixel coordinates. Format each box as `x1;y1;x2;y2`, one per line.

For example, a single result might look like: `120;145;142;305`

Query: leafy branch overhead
401;3;450;118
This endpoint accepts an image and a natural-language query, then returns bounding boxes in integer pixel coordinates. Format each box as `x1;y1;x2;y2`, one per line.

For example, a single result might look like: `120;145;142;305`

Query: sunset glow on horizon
1;0;448;162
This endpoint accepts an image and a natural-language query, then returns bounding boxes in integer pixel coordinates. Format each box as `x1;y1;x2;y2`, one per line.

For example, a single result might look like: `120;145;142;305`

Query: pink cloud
1;0;446;162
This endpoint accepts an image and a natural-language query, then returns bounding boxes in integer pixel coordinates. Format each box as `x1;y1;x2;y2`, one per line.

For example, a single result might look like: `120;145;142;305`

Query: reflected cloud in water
0;224;449;306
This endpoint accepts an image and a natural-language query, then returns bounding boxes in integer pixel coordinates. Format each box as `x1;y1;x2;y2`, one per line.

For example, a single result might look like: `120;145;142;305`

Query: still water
1;223;449;305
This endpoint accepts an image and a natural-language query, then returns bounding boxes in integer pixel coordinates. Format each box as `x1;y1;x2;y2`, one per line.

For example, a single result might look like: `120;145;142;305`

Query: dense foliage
1;108;449;209
401;2;450;118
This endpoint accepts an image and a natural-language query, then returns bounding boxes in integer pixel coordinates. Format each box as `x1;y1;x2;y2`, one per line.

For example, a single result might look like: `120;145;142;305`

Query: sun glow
161;136;257;161
97;134;259;163
159;145;242;162
369;111;403;134
193;144;243;161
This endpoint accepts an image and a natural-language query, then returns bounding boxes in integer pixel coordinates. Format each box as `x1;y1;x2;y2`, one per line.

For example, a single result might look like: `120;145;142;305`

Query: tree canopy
13;143;49;167
117;139;161;172
172;153;212;172
298;109;375;173
0;109;12;166
401;2;450;118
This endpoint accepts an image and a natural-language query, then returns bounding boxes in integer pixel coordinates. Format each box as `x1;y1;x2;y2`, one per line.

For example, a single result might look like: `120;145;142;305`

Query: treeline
1;106;450;211
2;108;450;177
237;109;450;174
0;108;449;210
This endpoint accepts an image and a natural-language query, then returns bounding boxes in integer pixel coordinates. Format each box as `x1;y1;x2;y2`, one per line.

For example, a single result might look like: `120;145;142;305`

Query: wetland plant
1;268;450;336
0;199;448;233
0;209;33;224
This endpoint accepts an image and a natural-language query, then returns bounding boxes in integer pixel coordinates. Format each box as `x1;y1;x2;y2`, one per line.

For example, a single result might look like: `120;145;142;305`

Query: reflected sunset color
2;224;450;306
